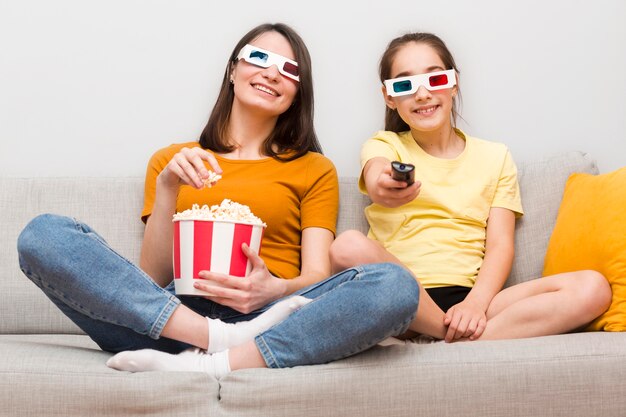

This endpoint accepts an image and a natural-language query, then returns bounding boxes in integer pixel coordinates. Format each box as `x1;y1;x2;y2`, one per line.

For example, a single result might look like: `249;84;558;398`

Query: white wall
1;0;625;177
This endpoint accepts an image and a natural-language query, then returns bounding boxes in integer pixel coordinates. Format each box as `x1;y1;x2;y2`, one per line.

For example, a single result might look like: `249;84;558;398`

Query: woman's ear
229;62;237;84
382;85;396;110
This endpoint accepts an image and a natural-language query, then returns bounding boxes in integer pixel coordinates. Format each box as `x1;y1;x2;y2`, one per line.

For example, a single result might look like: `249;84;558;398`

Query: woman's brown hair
379;33;462;132
199;23;321;160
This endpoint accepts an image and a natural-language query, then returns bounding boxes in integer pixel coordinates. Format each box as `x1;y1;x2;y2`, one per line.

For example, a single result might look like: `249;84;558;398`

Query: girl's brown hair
199;23;321;160
379;32;461;132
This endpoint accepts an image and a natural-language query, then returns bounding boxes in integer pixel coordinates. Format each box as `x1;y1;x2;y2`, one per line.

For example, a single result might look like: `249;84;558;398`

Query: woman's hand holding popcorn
158;147;222;191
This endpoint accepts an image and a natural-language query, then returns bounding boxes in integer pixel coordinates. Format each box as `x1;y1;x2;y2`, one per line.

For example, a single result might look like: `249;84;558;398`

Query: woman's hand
193;243;288;314
363;158;421;208
443;300;487;342
140;147;222;286
157;147;222;191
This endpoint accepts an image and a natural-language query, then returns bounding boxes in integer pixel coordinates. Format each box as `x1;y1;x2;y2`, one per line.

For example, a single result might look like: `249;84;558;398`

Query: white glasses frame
236;44;300;82
384;69;456;97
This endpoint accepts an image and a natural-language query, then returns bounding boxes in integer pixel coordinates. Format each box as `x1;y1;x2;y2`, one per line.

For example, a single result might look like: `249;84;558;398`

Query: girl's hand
157;147;222;191
443;300;487;342
363;158;421;208
371;164;421;208
193;243;288;314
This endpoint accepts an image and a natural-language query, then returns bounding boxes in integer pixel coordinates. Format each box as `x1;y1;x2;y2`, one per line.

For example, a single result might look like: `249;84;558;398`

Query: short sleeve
358;132;402;193
360;133;400;169
141;142;197;223
300;155;339;235
492;150;524;217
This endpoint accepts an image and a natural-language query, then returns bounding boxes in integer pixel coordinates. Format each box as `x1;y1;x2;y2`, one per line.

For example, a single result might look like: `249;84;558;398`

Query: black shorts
425;286;471;312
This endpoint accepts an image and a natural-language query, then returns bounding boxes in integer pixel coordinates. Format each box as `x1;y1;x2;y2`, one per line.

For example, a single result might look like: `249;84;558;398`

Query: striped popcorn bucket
172;219;266;296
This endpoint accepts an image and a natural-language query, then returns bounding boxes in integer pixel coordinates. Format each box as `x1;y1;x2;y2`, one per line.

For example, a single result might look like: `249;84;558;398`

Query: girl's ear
452;71;459;97
382;85;396;110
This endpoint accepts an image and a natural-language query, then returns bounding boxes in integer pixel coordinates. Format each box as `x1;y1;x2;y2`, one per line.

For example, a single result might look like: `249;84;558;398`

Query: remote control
391;161;415;186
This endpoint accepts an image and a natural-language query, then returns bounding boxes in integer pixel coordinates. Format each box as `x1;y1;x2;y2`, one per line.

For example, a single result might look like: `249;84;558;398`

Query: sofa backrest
506;151;597;286
0;151;598;335
1;178;146;335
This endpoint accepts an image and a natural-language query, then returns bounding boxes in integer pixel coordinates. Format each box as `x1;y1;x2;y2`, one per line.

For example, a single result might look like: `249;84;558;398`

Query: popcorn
203;170;222;188
172;200;266;226
172;199;267;295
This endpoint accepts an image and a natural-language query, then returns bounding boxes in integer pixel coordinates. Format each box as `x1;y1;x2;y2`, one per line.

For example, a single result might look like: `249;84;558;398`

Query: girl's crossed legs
330;230;611;341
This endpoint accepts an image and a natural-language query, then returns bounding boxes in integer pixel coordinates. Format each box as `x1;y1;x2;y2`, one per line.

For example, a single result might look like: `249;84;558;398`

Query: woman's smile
252;83;279;97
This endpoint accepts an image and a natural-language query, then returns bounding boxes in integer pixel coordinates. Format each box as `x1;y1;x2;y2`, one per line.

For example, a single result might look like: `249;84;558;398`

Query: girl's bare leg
478;270;611;340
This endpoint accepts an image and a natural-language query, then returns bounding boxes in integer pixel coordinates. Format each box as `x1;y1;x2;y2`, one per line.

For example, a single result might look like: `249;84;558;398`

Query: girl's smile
412;104;440;116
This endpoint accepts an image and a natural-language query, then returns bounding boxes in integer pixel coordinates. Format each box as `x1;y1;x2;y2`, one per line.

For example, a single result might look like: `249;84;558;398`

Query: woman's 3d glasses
384;69;456;97
236;44;300;82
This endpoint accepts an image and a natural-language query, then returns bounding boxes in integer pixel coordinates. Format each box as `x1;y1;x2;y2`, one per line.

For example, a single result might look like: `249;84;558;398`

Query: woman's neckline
213;153;274;164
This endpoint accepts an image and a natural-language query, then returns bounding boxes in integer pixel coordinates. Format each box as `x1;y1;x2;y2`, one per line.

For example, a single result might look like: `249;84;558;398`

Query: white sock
106;348;231;379
207;295;311;353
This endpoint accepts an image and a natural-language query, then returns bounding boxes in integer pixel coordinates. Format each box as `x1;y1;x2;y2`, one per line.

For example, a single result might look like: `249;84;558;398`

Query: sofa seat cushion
218;332;626;417
0;334;219;417
2;328;626;416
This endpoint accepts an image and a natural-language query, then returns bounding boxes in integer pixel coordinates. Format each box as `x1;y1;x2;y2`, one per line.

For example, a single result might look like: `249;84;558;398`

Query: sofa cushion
543;167;626;331
217;332;626;417
3;332;626;417
337;177;370;235
0;177;145;335
0;334;219;416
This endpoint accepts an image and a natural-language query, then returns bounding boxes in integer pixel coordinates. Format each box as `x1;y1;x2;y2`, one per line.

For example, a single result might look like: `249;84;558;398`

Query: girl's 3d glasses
384;69;456;97
236;44;300;82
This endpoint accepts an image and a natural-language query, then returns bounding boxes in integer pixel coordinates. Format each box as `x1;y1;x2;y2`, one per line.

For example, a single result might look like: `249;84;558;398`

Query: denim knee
17;213;71;271
360;262;420;322
383;263;420;317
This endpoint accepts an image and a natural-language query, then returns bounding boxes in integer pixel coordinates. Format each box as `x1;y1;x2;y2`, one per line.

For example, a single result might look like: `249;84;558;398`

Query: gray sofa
1;151;625;417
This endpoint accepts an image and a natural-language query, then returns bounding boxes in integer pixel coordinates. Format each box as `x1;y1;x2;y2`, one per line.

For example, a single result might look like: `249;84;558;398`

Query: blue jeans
17;214;419;368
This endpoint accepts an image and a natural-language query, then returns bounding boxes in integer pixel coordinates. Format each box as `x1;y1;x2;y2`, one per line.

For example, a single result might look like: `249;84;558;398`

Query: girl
330;32;611;343
17;23;418;377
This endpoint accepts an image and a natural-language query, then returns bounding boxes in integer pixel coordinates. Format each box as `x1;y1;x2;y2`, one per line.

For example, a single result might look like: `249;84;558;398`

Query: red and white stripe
173;220;264;296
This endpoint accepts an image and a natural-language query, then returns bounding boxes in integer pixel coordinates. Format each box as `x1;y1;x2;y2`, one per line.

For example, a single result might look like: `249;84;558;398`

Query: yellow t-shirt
142;142;339;279
359;130;524;288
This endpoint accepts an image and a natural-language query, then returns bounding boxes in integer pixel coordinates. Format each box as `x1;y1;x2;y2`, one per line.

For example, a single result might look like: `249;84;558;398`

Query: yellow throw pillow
543;167;626;331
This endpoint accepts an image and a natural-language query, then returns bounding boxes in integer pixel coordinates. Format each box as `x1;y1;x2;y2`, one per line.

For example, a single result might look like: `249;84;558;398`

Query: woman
17;23;418;377
330;32;612;343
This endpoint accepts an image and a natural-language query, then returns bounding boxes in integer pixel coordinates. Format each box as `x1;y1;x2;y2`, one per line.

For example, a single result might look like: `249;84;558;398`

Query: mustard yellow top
142;142;339;279
360;130;523;288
